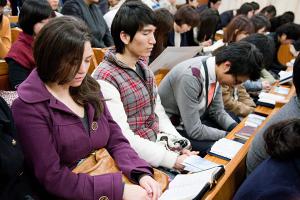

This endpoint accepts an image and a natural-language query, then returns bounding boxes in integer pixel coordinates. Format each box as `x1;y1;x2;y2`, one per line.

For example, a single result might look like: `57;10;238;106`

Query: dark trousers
177;116;223;157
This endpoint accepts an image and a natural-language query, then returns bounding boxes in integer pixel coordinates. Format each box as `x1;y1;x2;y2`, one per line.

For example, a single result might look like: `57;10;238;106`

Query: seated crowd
1;0;300;199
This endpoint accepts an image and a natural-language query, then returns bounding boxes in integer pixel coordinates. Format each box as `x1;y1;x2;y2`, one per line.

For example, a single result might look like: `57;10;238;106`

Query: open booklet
256;92;286;108
159;166;224;200
182;155;221;172
279;70;293;84
149;46;202;73
208;138;244;160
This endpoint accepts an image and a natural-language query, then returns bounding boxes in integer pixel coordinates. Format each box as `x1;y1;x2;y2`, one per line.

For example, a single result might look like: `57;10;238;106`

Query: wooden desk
255;83;295;116
202;83;295;199
202;106;281;200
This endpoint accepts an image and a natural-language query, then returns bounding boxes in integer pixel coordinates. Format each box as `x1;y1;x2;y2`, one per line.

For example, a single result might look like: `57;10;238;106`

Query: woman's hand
123;184;149;200
139;175;162;200
174;154;189;171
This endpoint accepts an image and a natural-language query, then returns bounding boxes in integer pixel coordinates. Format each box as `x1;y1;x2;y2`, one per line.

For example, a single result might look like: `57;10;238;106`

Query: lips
74;77;84;81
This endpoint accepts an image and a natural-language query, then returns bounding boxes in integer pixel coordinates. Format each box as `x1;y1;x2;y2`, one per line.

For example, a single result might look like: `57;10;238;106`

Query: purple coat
11;70;153;200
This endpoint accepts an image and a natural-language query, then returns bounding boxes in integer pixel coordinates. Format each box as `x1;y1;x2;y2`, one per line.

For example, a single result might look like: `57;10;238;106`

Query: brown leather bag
72;148;169;191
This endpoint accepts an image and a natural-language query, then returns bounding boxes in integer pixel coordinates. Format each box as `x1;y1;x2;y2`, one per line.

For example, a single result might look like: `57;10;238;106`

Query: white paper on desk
182;155;219;172
159;168;217;200
149;46;202;73
279;70;293;84
259;92;285;101
274;86;290;95
209;138;243;160
248;114;266;121
203;39;224;53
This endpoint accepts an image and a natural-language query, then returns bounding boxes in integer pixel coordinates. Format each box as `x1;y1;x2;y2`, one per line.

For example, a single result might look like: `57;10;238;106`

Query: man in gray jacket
158;42;263;152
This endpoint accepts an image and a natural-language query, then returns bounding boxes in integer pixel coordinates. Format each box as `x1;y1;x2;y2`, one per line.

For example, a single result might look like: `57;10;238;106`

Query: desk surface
202;82;295;200
202;106;281;200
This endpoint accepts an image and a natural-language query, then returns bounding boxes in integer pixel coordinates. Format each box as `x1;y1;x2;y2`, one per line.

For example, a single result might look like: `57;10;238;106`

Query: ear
119;31;130;45
223;61;231;72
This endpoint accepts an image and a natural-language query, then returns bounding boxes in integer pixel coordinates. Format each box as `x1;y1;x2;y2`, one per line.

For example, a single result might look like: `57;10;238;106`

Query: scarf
5;32;35;70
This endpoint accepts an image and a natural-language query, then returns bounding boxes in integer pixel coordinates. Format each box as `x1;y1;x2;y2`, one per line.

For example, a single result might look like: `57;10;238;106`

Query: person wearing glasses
158;42;263;154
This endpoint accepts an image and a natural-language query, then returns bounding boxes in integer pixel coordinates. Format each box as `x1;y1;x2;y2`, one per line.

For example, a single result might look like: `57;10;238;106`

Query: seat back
0;60;10;90
11;27;22;44
277;44;294;66
8;16;18;24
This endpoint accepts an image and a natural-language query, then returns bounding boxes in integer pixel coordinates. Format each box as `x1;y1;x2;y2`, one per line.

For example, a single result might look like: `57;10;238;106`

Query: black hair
111;1;156;53
237;2;254;16
293;54;300;97
174;5;199;27
242;33;275;70
213;41;263;81
19;0;53;35
275;23;300;41
251;14;271;32
0;0;7;7
270;11;295;32
197;8;220;42
208;0;221;8
250;1;259;11
150;8;173;61
260;5;276;19
293;39;300;51
264;119;300;160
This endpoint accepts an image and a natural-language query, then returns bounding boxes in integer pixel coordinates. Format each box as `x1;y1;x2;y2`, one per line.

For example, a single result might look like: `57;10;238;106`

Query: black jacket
0;97;35;200
61;0;114;48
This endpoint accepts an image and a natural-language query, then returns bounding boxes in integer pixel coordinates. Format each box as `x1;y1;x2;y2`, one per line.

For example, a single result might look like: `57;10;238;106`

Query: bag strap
201;57;210;109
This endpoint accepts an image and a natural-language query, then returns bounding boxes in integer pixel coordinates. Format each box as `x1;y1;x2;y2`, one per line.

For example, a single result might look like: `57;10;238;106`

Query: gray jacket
246;96;300;174
158;56;236;141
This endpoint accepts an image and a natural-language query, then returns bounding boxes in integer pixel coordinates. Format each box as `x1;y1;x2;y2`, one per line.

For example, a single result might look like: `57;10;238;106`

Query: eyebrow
85;55;92;59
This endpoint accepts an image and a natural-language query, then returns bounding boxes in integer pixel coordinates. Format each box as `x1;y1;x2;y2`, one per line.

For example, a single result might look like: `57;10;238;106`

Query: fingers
143;182;153;195
181;149;199;156
148;181;162;200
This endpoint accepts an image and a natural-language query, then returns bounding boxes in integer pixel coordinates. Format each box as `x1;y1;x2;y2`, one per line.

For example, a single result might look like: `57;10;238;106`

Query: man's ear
223;61;231;72
120;31;130;45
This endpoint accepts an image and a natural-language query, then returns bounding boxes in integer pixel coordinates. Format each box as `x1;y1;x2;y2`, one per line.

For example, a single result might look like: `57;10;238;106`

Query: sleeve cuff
159;150;178;169
227;123;238;132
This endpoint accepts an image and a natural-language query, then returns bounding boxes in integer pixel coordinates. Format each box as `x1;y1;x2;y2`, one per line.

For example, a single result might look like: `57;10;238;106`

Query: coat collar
17;69;52;104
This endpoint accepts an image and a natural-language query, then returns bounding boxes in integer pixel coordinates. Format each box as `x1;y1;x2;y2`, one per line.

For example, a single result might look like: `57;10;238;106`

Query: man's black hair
213;41;263;81
111;1;156;53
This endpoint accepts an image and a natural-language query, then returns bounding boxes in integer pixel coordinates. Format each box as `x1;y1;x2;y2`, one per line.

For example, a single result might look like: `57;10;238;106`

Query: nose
150;33;156;44
78;62;89;74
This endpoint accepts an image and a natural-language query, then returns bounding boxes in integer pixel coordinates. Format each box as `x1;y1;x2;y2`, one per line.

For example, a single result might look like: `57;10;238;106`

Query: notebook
182;155;221;173
256;98;276;108
278;71;293;84
159;166;224;200
244;114;266;128
234;126;256;142
208;138;244;160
